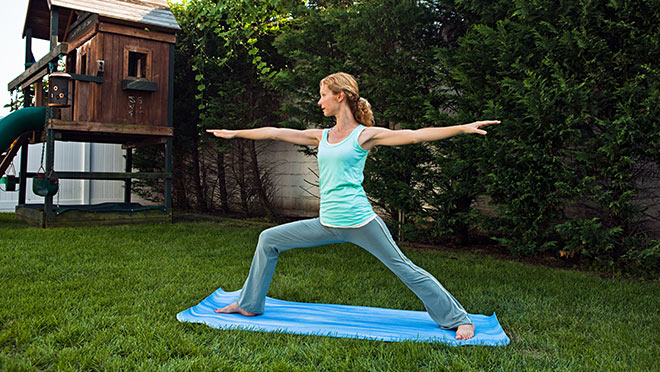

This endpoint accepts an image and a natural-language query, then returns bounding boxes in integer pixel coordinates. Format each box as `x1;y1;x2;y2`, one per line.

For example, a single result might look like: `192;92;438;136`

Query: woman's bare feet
455;324;475;340
214;301;257;316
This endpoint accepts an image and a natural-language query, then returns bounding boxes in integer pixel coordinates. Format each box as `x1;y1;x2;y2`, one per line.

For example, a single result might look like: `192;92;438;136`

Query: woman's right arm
206;127;323;146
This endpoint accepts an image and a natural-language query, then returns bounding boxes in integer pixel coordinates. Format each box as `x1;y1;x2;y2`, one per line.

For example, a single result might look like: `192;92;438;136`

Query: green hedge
438;0;660;273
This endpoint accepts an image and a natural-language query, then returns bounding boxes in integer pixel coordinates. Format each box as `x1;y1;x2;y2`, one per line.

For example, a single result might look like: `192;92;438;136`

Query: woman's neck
333;107;359;132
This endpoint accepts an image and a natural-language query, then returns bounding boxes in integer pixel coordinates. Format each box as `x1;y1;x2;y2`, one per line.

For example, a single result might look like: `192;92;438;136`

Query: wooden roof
23;0;180;40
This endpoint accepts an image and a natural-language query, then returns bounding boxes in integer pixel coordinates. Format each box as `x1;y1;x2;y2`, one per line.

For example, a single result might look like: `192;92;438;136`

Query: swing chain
38;106;50;173
38;65;55;174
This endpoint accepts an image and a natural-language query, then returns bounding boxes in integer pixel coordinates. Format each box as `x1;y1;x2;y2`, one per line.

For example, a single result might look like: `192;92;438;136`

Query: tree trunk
172;156;189;210
454;195;471;246
248;139;279;221
191;133;206;212
216;149;230;214
237;140;250;216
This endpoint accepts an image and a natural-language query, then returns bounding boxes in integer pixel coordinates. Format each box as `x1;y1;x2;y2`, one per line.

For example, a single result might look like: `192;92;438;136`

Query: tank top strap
321;128;329;145
353;125;366;146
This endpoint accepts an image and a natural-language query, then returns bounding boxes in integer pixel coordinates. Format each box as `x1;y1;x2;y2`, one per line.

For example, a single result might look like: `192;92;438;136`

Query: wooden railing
7;43;69;91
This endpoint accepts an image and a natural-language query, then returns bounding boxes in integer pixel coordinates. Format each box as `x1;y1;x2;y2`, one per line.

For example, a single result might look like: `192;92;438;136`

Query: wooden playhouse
4;0;180;227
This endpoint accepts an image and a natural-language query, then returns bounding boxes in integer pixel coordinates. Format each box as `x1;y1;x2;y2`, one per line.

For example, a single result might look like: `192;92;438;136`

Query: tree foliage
157;0;660;275
438;0;660;272
273;0;446;235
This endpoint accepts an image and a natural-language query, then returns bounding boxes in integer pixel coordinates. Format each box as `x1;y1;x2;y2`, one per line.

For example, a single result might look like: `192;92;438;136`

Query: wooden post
25;28;33;69
46;7;59;224
50;7;59;51
124;149;132;203
45;108;55;225
35;81;44;107
18;140;28;206
23;28;33;107
18;28;34;205
165;44;175;210
165;139;172;209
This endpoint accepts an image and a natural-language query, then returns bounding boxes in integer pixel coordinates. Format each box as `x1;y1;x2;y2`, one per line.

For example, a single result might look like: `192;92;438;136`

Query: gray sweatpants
236;216;472;329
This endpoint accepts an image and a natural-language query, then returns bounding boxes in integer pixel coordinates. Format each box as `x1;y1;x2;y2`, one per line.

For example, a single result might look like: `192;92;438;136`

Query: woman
207;72;499;340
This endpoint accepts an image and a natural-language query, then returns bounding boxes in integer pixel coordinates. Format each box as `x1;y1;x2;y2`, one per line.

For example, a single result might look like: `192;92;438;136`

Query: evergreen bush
440;0;660;272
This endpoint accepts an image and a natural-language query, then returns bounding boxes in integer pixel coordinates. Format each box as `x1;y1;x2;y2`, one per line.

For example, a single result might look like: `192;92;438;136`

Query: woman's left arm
359;120;500;150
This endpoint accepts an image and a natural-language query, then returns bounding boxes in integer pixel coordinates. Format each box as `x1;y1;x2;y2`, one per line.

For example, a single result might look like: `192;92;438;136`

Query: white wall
259;140;320;217
0;141;125;211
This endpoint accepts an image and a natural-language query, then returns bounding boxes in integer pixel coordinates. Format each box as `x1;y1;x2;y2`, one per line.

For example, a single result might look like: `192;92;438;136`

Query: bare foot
455;324;475;340
214;301;257;316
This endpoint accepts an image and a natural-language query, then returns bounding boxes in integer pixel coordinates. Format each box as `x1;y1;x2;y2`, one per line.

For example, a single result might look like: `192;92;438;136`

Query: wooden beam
124;149;132;203
24;171;172;180
66;22;98;53
25;28;33;68
168;43;174;129
23;28;34;108
166;43;175;209
70;73;103;83
121;137;167;149
97;16;179;37
22;73;47;90
98;22;176;44
121;79;157;91
35;81;45;107
18;137;29;204
8;43;69;91
66;12;94;40
0;135;27;177
50;7;59;51
62;9;75;42
66;13;97;44
51;119;173;136
16;205;172;228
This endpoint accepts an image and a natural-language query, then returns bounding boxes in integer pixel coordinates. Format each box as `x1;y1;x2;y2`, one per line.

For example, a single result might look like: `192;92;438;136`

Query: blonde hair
320;72;374;127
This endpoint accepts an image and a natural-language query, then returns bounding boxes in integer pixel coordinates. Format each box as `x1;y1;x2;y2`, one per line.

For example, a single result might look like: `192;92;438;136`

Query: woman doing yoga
207;72;499;340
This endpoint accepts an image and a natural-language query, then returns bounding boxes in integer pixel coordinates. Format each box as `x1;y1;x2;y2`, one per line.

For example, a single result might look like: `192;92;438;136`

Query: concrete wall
258;140;320;217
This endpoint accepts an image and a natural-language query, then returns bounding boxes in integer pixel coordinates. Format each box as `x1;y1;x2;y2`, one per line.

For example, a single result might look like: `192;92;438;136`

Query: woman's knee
389;260;429;283
257;228;279;255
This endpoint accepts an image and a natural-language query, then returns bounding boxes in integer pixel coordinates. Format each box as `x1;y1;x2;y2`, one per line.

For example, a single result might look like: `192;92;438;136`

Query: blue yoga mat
177;288;510;346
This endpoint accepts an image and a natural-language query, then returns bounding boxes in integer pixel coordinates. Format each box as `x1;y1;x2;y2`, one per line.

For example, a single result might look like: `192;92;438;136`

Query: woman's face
317;83;342;117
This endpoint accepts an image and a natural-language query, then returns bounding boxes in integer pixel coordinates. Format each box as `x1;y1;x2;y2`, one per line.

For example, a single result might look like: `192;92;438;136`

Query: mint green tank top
317;125;377;227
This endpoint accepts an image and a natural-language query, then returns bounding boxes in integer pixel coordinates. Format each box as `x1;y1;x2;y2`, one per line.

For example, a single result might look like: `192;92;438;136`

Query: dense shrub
439;0;660;272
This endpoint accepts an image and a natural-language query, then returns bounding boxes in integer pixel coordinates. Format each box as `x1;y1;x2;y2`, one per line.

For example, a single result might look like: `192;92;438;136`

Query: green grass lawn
1;213;658;371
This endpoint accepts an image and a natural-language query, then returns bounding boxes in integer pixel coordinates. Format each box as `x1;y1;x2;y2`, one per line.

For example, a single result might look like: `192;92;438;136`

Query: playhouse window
80;52;87;75
128;51;148;79
67;50;77;74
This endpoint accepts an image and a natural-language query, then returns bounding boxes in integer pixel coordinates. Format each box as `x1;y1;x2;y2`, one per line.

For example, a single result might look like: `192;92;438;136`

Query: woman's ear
336;91;345;103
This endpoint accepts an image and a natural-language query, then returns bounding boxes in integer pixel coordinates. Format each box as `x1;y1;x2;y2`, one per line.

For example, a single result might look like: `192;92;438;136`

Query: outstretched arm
359;120;500;150
206;127;323;146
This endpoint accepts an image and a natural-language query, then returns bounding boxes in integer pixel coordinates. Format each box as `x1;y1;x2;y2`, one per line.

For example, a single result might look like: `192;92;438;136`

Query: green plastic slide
0;107;46;154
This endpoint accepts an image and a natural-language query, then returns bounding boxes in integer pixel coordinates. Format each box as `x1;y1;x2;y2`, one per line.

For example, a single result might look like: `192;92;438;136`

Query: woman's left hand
463;120;501;135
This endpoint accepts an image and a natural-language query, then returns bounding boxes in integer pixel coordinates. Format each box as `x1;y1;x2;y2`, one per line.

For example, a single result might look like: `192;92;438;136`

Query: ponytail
354;97;374;127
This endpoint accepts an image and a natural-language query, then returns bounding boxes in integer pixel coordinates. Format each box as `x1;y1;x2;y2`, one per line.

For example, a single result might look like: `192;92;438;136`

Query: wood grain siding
100;31;169;126
72;35;95;121
93;33;103;121
98;21;176;43
66;19;99;52
51;120;173;136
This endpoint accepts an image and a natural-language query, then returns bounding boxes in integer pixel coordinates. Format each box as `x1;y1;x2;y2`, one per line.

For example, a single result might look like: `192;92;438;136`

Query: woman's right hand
206;129;237;139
